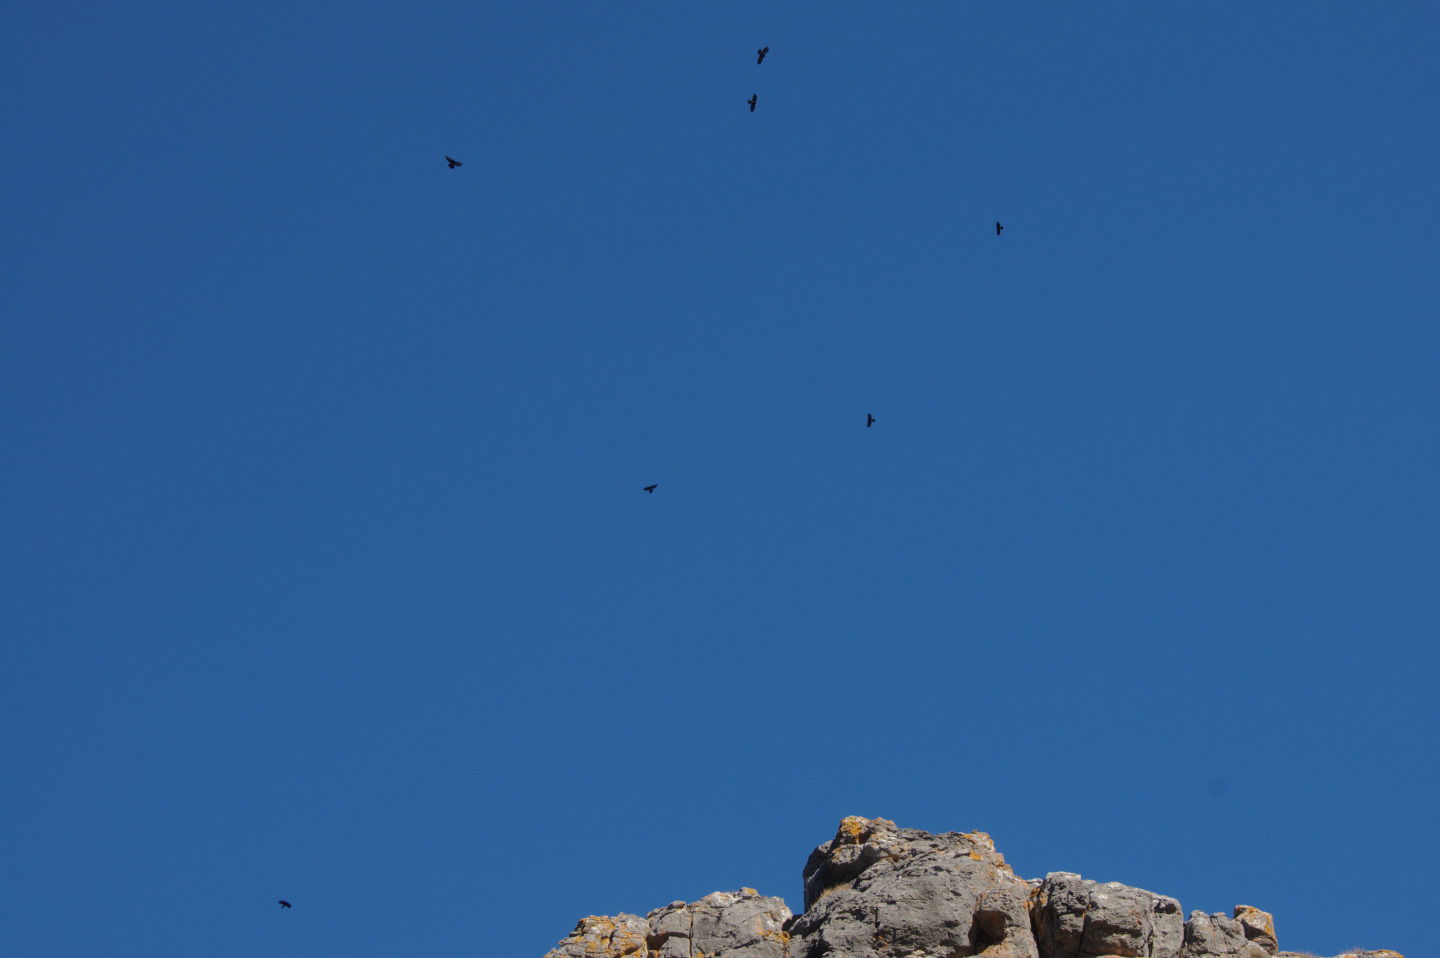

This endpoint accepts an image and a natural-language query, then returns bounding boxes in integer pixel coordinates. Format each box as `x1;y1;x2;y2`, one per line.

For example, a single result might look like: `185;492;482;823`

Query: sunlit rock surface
541;816;1399;958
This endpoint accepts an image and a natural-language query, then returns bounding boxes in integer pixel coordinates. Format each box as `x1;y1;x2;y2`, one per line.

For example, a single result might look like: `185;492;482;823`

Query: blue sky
2;2;1437;956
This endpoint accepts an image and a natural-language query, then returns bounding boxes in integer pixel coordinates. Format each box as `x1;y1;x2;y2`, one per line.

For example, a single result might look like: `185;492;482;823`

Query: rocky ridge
542;816;1400;958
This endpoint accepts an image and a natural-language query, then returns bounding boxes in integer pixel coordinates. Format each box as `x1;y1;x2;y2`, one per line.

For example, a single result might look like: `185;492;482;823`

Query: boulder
542;891;792;958
1233;907;1277;955
544;913;650;958
787;815;1039;958
1031;872;1183;958
1179;911;1269;958
680;889;792;958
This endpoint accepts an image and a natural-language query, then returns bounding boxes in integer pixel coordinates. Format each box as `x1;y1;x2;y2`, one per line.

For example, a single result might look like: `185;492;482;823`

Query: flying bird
748;94;757;112
278;901;291;909
757;46;769;64
446;156;462;169
643;484;657;493
867;414;875;428
995;221;1003;235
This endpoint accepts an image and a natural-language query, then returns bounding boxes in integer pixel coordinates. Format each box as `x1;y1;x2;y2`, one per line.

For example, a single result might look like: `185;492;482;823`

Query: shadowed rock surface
540;816;1400;958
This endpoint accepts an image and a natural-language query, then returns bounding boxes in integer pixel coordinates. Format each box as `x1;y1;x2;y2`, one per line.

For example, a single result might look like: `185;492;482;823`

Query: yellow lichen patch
557;914;650;958
1233;906;1274;935
741;887;759;896
835;815;900;846
612;928;646;957
837;816;870;844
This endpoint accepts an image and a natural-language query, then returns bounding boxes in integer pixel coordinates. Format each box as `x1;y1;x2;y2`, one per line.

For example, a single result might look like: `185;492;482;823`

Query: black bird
748;94;757;112
757;46;769;64
867;414;875;428
995;221;1003;235
278;901;292;909
643;484;657;493
446;156;462;169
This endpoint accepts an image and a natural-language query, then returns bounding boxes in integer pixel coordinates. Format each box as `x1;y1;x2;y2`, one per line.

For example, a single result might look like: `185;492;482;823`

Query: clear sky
2;2;1437;956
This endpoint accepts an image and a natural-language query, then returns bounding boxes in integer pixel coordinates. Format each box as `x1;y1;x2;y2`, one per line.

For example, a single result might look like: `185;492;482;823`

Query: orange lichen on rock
835;815;894;846
545;914;649;958
964;830;996;851
1235;905;1278;953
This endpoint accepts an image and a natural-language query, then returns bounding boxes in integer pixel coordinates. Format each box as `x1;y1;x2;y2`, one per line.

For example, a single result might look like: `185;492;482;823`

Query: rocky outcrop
1232;907;1276;955
540;816;1400;958
1176;910;1267;958
1031;872;1182;958
652;890;792;958
788;816;1037;958
545;889;791;958
546;913;650;958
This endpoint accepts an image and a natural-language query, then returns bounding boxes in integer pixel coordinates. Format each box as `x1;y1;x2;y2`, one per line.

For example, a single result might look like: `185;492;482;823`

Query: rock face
652;890;792;958
1031;872;1182;958
1176;910;1268;958
788;816;1037;958
545;889;791;958
541;816;1400;958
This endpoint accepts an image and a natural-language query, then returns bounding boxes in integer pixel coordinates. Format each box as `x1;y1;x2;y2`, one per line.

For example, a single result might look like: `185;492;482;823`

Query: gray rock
542;891;792;958
543;913;650;958
788;815;1039;958
1179;911;1269;958
538;817;1403;958
1233;907;1277;955
1031;872;1183;958
645;901;692;958
687;889;793;958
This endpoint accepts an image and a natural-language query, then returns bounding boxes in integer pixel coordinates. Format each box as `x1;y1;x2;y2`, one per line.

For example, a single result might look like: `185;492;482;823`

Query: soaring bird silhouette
748;95;757;112
867;414;875;428
278;901;292;909
995;221;1003;235
446;156;462;169
643;484;657;493
757;46;769;64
